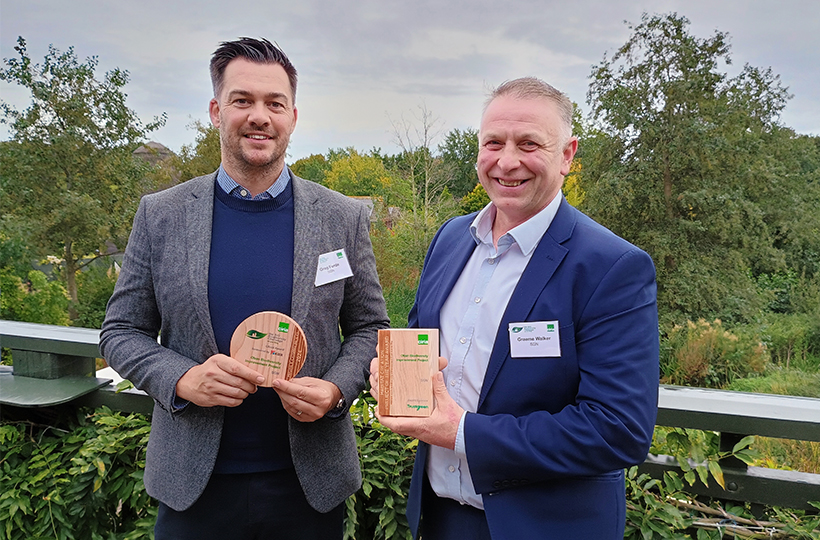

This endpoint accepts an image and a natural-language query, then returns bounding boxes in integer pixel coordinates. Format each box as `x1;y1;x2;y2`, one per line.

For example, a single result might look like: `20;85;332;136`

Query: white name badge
508;321;561;358
315;249;354;286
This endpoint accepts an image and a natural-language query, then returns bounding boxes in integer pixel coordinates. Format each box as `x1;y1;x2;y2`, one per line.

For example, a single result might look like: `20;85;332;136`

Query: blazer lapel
290;177;319;323
478;199;575;407
185;174;218;355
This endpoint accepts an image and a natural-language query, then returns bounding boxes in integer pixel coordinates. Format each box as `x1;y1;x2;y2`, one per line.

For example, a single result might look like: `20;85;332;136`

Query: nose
496;142;521;171
247;102;270;127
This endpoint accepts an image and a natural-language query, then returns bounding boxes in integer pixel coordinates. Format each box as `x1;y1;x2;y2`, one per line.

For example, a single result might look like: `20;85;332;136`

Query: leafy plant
662;319;768;388
346;395;416;540
0;407;154;540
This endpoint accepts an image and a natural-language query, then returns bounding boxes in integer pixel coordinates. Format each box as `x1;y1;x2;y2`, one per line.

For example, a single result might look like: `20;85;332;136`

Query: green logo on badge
336;252;344;259
246;330;267;339
278;322;290;333
418;334;429;345
547;324;555;331
512;327;523;333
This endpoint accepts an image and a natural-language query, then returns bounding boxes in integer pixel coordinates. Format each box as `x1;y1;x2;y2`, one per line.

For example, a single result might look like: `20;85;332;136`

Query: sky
2;0;819;163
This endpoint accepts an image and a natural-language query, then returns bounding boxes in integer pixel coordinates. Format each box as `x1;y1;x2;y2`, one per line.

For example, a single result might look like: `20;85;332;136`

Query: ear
290;106;298;133
209;98;221;128
560;137;579;176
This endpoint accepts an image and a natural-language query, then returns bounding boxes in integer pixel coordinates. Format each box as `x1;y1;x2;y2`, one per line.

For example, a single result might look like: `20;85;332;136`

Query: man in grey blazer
100;38;389;540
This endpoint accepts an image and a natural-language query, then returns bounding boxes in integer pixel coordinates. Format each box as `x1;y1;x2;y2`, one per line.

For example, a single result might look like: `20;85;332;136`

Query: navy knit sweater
208;179;296;474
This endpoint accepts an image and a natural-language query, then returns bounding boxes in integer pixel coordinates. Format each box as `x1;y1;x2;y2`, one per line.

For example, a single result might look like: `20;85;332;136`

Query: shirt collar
216;164;291;200
470;193;563;256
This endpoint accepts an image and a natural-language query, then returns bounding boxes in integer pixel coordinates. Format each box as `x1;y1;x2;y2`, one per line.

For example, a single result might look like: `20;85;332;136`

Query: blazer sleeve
464;246;660;493
99;196;202;412
320;201;390;406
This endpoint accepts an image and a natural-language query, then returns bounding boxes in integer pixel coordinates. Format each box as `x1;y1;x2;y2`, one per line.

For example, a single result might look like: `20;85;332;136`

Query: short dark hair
210;37;298;104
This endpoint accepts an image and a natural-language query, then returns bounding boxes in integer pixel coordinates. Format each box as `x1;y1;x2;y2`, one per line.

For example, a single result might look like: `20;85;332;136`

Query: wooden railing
2;320;819;510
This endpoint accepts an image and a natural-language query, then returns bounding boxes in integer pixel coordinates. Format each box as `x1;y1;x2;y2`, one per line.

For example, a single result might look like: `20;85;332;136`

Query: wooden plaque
230;311;307;387
378;328;439;417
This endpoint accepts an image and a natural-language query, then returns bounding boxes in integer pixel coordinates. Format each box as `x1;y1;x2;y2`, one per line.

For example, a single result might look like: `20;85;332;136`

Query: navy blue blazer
406;198;660;540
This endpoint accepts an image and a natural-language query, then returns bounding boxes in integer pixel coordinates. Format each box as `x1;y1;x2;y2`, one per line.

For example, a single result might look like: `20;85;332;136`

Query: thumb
432;372;450;402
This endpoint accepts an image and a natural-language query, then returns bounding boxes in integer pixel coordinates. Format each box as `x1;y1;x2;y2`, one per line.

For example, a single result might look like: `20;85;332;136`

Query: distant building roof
133;141;174;165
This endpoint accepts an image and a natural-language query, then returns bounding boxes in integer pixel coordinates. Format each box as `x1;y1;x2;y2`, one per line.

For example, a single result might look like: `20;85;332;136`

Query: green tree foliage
150;120;221;187
438;127;478;198
460;182;489;215
0;37;165;319
582;13;815;327
290;153;330;184
323;148;396;197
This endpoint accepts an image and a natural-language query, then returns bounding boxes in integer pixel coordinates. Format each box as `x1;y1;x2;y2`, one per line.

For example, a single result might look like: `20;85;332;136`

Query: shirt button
450;380;456;387
488;258;495;265
460;337;467;344
240;189;248;197
448;465;455;473
474;297;481;303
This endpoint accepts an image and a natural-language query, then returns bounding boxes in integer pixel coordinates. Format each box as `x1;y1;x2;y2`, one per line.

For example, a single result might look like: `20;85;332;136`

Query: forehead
479;96;561;139
220;58;292;102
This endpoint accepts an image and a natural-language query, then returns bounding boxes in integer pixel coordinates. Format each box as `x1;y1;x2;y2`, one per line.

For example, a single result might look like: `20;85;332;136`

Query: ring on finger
296;410;302;416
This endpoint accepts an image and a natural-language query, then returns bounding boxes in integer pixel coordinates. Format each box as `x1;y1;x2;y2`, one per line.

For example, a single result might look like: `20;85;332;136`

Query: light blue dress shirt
427;194;562;509
216;164;290;200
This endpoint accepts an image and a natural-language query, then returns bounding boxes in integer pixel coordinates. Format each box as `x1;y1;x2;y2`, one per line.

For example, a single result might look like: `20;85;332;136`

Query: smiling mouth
245;134;272;140
497;178;527;187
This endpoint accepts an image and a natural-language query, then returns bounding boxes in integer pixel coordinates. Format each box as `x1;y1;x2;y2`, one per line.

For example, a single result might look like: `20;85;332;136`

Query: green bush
346;395;415;540
661;319;768;388
74;263;118;330
0;407;154;540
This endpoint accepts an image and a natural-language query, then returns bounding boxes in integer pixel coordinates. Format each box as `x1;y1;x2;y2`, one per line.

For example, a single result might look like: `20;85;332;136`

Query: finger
438;356;448;370
216;355;265;385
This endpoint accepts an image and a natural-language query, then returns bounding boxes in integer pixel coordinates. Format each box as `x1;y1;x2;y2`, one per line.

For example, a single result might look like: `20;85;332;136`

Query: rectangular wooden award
378;329;439;417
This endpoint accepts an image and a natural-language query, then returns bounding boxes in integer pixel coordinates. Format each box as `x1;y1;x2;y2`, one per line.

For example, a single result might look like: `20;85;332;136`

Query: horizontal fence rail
2;320;819;510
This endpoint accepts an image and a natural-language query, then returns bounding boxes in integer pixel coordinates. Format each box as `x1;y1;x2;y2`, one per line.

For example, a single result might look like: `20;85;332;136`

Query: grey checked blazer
100;172;389;512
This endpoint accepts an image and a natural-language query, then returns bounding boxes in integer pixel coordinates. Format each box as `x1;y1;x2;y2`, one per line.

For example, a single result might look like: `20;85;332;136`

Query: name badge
315;249;354;286
508;321;561;358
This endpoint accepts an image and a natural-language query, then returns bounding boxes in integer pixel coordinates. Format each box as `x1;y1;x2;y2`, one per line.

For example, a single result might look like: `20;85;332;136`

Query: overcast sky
2;0;818;163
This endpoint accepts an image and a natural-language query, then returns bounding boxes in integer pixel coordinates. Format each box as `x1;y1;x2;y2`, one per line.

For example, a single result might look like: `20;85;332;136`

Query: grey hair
485;77;573;143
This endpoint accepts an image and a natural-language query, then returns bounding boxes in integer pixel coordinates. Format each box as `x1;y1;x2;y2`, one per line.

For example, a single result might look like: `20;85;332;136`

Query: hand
369;357;462;450
272;377;342;422
176;354;264;408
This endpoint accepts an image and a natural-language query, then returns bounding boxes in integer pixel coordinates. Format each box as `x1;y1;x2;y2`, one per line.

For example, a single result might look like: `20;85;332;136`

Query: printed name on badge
508;321;561;358
315;249;354;286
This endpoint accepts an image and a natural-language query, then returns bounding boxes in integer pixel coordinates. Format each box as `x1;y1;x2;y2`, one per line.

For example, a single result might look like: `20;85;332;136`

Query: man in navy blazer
371;77;659;539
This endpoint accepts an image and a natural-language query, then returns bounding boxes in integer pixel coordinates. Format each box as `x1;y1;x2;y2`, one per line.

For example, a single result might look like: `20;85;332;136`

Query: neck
222;160;285;197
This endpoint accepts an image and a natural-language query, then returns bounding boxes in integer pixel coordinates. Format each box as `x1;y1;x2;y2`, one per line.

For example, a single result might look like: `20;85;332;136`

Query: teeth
247;134;269;140
497;179;524;187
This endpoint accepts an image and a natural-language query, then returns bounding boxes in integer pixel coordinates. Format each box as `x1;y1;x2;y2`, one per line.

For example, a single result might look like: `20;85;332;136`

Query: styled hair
485;77;573;143
210;37;298;104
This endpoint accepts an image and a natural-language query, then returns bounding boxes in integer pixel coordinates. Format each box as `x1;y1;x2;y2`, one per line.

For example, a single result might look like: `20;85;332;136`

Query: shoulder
557;202;655;274
291;174;369;216
141;172;216;208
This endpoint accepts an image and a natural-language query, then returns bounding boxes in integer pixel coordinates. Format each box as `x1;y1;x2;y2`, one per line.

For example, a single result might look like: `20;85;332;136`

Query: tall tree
583;13;798;326
323;148;395;197
438;127;478;198
0;37;165;319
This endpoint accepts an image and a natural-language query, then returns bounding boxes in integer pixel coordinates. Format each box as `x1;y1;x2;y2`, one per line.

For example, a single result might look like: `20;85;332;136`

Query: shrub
661;319;768;388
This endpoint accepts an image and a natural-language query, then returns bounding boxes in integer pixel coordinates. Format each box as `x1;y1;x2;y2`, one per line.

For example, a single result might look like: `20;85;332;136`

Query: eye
519;141;540;151
483;140;503;149
235;98;250;106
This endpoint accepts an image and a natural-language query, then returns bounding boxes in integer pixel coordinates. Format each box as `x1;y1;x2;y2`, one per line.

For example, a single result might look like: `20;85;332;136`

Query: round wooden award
229;311;307;387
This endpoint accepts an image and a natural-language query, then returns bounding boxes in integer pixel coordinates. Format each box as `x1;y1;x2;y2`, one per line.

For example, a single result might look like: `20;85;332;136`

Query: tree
0;37;165;319
290;153;330;184
583;13;798;326
438;127;478;198
323;148;395;197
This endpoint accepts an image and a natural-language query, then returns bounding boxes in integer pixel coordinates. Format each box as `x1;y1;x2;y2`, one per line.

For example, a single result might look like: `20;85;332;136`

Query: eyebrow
226;89;291;105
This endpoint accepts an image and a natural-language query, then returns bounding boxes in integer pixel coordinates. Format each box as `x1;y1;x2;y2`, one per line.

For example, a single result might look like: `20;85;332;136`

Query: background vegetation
2;11;819;539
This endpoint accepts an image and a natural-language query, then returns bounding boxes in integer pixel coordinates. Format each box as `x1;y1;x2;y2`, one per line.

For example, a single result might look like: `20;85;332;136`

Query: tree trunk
64;240;79;321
